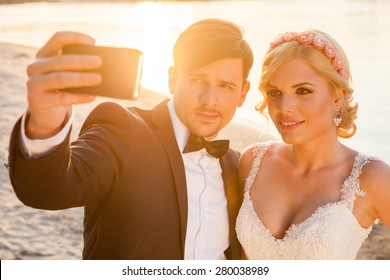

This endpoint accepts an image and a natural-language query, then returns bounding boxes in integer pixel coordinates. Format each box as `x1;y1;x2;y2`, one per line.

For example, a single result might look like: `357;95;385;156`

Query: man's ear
168;66;177;95
238;80;250;107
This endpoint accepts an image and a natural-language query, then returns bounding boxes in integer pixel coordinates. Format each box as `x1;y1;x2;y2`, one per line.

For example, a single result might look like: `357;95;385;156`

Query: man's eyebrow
219;80;238;88
187;73;238;88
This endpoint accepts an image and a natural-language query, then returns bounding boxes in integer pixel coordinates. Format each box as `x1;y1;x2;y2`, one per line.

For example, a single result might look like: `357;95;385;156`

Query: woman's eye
266;89;282;97
296;87;312;95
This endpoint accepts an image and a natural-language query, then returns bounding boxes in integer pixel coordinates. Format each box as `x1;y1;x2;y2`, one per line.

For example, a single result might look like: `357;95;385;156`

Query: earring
333;107;342;126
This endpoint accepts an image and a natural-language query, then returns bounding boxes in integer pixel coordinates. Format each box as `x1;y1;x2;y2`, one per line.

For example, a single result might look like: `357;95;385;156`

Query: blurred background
1;0;389;260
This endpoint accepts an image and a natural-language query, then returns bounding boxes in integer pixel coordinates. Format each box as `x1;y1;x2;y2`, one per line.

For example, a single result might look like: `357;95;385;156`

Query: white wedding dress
236;142;378;260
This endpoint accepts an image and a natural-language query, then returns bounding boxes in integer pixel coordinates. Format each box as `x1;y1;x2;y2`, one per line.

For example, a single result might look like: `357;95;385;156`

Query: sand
0;42;389;260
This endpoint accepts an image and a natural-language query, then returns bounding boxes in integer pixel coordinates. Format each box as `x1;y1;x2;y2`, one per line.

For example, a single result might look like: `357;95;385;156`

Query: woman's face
265;58;338;145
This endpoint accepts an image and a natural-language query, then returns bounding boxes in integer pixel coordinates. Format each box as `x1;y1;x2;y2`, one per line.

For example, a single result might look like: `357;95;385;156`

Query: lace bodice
236;142;378;260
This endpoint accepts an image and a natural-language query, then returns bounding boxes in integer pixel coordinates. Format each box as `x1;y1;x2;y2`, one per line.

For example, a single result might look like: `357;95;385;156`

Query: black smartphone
62;44;143;100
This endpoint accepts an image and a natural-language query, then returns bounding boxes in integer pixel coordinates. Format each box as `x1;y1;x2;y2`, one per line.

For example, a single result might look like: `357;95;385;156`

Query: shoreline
0;42;389;260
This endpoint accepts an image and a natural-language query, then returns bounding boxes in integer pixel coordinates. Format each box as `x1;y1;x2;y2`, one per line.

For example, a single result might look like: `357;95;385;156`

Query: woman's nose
279;95;296;112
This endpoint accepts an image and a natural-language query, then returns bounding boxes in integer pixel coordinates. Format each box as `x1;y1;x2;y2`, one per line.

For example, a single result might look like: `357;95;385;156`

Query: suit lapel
150;100;188;256
220;150;242;259
148;100;241;259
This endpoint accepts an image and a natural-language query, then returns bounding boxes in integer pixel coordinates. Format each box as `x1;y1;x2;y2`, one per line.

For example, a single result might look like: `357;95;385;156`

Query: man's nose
200;85;218;106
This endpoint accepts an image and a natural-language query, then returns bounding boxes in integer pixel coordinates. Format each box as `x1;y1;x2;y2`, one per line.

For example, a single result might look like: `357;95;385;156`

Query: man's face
169;58;250;140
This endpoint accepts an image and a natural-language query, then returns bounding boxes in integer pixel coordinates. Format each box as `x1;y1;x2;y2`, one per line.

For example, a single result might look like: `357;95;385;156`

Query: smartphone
62;44;143;100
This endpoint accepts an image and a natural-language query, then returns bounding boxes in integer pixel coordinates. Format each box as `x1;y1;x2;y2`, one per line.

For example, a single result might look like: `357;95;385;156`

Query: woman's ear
333;86;345;107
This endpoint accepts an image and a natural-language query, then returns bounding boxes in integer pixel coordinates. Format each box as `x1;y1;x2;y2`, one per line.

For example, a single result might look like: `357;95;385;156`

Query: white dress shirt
20;107;74;158
20;100;230;259
167;100;229;260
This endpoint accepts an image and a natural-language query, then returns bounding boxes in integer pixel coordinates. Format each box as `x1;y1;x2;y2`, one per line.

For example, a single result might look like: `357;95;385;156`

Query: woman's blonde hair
257;29;357;138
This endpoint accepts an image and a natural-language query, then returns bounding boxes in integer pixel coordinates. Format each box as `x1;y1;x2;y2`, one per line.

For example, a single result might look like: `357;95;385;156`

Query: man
7;18;253;259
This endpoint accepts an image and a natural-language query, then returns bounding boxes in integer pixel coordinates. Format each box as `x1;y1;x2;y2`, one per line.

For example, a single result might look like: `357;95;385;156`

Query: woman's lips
278;120;305;130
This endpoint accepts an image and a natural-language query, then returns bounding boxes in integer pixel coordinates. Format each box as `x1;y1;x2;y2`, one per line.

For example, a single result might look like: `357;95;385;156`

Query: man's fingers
27;54;102;76
36;31;95;58
25;31;99;138
28;89;96;111
56;91;97;106
27;71;101;93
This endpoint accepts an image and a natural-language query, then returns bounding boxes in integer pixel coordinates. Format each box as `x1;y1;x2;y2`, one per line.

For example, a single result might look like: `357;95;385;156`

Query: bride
236;29;390;259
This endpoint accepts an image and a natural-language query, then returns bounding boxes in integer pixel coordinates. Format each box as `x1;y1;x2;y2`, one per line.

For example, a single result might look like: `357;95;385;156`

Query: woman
236;29;390;259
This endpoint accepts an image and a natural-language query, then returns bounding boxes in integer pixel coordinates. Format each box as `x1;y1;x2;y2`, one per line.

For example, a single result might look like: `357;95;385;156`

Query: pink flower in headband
269;33;285;49
266;31;350;80
297;32;314;44
324;44;337;58
333;55;346;71
332;55;349;79
312;35;326;49
339;69;349;80
283;31;298;41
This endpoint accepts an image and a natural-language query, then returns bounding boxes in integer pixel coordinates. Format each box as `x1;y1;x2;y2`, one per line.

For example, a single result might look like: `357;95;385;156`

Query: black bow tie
183;134;229;158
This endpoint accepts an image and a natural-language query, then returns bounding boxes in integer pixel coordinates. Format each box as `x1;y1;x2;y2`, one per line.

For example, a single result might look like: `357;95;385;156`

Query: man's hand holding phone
26;31;101;139
25;31;143;140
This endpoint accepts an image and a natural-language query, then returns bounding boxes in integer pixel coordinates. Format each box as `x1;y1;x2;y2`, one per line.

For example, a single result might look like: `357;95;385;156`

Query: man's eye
297;87;312;95
221;83;234;90
191;78;203;83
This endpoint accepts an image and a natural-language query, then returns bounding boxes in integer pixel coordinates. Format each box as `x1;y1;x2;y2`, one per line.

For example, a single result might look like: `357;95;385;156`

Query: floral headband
267;31;349;80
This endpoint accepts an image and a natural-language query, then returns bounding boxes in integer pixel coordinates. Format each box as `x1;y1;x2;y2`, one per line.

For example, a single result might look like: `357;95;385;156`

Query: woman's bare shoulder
360;157;390;187
359;157;390;226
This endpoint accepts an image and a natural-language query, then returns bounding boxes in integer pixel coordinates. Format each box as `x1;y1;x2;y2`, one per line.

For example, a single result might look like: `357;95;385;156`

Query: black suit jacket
8;99;242;259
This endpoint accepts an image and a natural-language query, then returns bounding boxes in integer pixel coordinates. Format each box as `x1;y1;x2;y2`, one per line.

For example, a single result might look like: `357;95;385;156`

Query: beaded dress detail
236;142;378;259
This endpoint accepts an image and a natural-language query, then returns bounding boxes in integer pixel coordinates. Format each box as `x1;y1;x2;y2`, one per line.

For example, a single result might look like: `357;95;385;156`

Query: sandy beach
0;42;389;260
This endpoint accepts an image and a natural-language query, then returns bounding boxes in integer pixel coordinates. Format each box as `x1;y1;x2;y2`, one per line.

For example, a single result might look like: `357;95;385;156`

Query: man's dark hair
173;18;253;81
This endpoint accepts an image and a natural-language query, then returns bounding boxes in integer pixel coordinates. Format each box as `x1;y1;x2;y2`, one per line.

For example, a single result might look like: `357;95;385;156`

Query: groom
7;19;253;259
